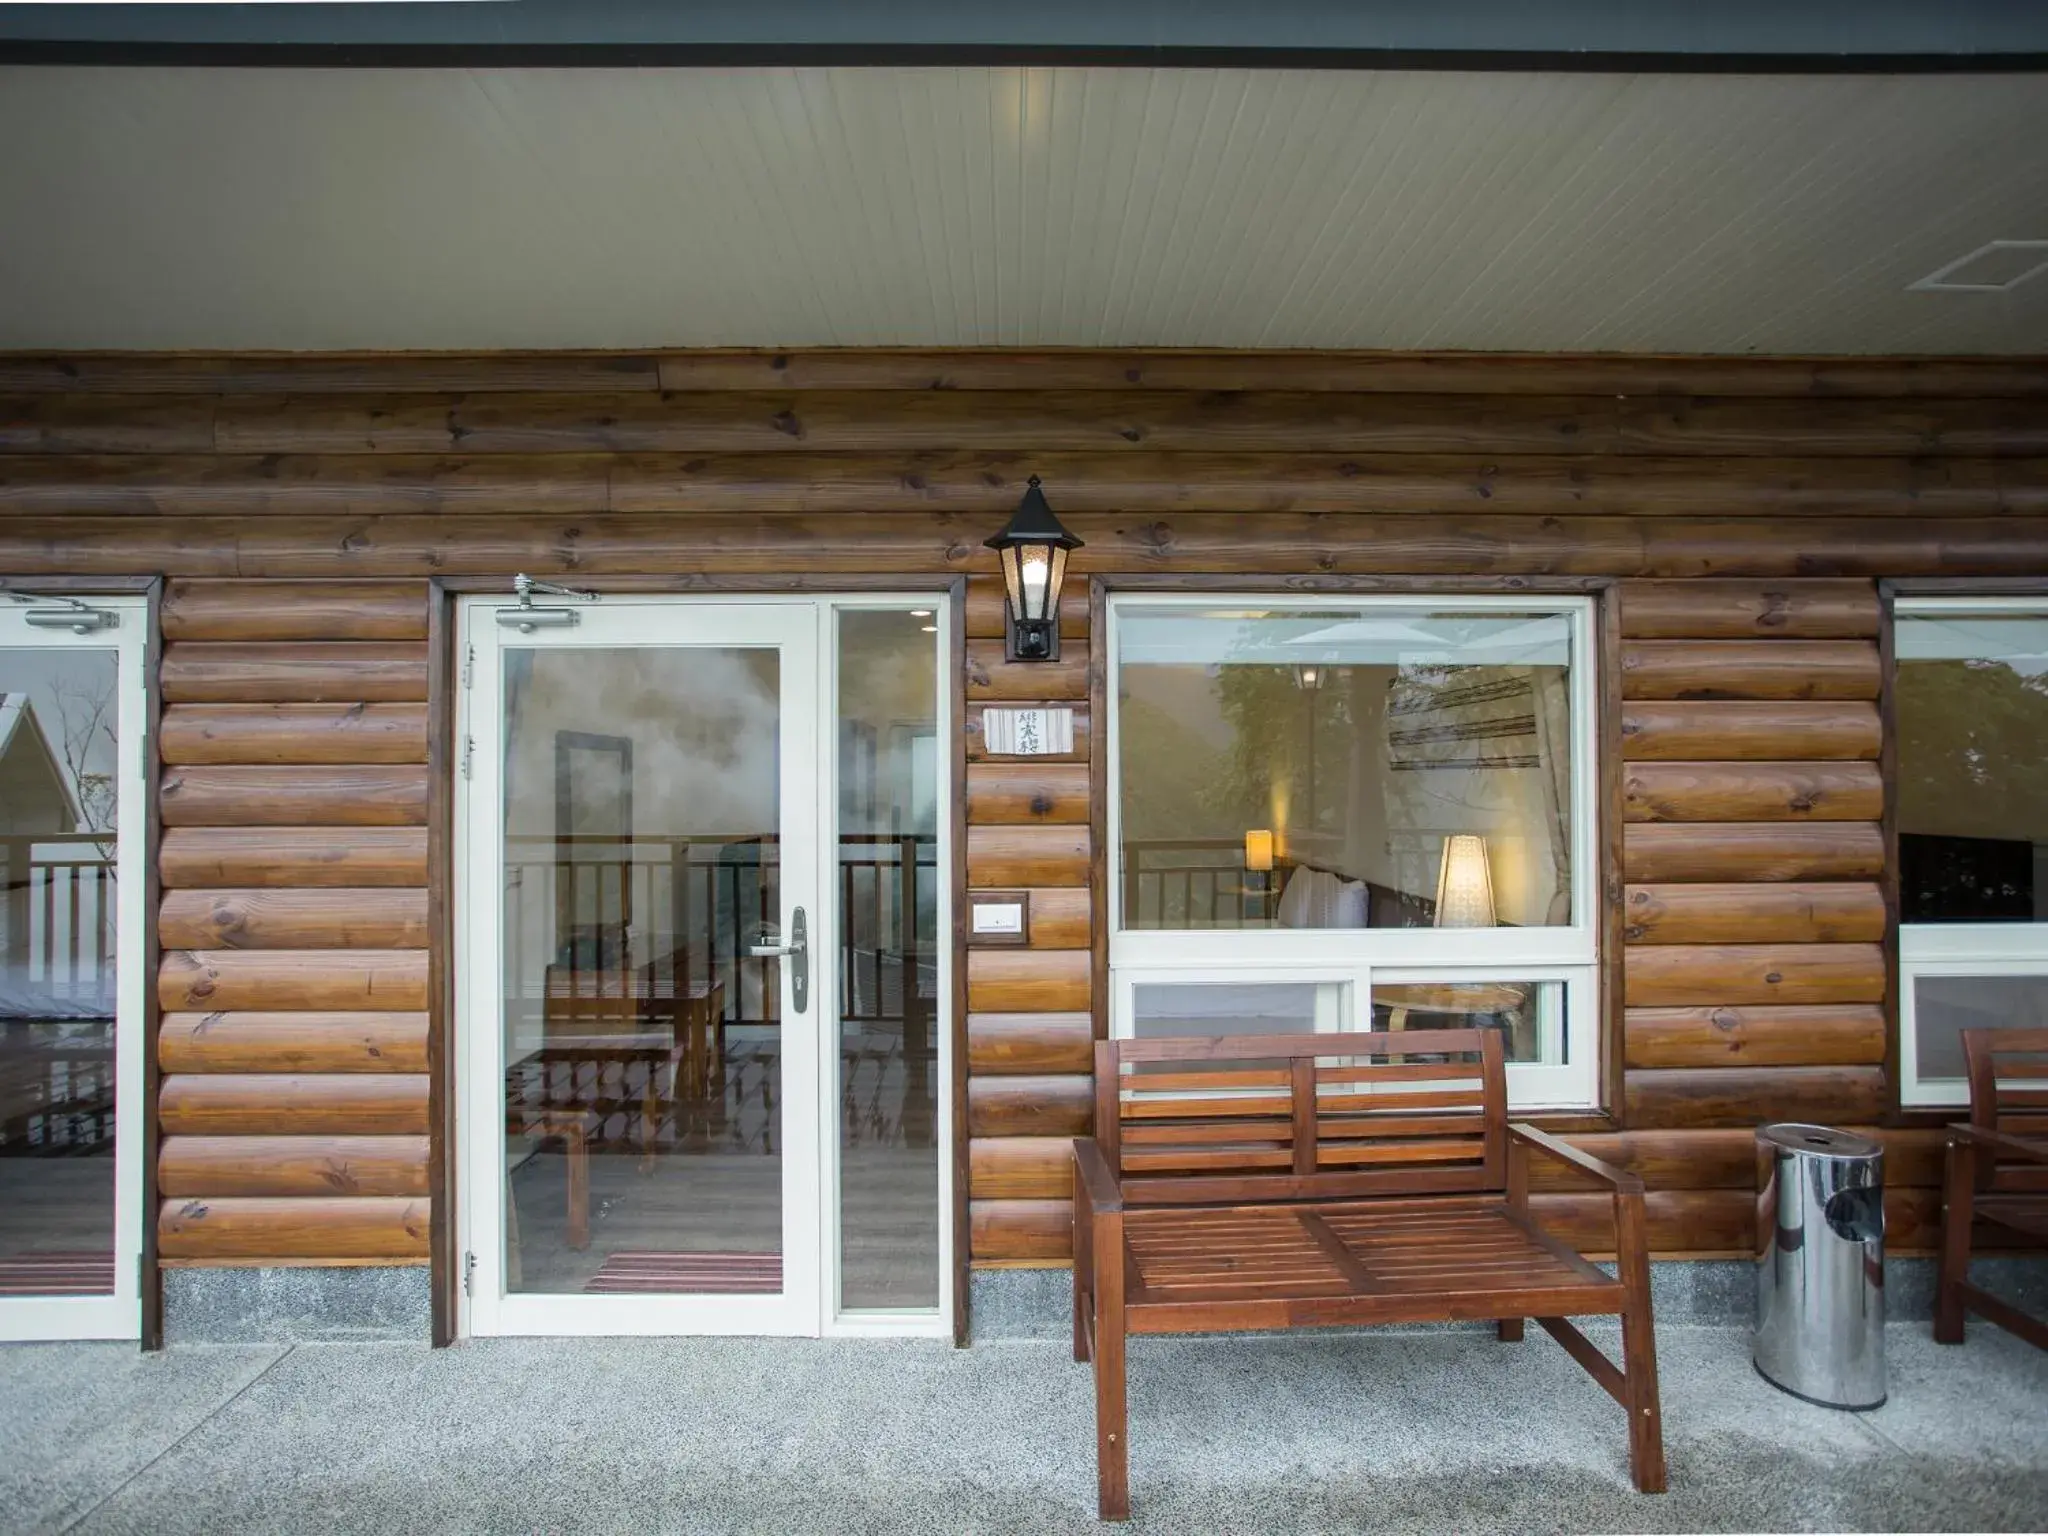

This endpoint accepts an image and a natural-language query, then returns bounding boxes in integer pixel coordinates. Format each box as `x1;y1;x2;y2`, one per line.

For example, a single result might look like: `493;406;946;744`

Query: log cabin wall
1614;580;1901;1255
964;581;1095;1264
155;582;433;1266
2;349;2046;1285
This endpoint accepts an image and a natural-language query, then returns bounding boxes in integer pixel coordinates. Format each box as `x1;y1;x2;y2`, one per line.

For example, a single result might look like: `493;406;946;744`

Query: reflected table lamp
1244;829;1276;922
1434;834;1496;929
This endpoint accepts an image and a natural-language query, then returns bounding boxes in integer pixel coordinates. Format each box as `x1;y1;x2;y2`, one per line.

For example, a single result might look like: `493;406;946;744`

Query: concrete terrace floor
3;1324;2046;1535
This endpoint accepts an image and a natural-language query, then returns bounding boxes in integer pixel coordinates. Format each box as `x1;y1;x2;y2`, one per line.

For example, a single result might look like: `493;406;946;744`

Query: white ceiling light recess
1909;240;2048;293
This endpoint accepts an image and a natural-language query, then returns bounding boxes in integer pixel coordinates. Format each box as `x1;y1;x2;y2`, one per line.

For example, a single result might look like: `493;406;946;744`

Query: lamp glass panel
996;545;1024;619
1017;546;1053;623
1045;545;1070;624
1116;608;1575;932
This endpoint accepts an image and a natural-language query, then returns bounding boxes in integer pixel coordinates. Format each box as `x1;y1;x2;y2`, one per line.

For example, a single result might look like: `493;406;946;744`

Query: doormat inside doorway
582;1251;783;1295
0;1251;116;1295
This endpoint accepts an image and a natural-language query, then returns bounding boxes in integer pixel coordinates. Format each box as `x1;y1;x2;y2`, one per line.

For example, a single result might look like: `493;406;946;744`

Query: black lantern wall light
984;475;1083;662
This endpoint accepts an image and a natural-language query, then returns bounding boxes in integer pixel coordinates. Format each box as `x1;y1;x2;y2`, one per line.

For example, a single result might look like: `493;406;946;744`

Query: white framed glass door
0;593;147;1342
457;595;950;1337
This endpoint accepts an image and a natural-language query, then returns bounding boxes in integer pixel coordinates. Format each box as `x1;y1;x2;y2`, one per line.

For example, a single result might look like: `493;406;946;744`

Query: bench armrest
1510;1123;1645;1194
1950;1123;2048;1165
1073;1137;1125;1214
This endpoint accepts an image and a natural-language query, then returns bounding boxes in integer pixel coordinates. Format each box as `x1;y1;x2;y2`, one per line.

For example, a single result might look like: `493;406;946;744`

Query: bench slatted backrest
1963;1026;2048;1194
1094;1028;1507;1206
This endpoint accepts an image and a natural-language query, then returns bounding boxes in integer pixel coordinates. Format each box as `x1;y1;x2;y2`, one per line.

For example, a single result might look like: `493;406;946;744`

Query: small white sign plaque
971;902;1026;936
982;706;1074;756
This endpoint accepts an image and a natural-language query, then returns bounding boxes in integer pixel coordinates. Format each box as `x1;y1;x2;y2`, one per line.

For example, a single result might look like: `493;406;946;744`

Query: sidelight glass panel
1897;614;2048;924
835;610;941;1311
1117;608;1577;933
0;648;120;1296
500;645;784;1296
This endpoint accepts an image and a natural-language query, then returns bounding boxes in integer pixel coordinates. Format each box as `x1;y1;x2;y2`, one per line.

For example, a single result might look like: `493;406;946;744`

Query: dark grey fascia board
2;0;2047;71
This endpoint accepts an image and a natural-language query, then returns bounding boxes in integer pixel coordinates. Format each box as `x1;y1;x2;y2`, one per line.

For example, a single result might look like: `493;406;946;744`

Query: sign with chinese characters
982;706;1074;756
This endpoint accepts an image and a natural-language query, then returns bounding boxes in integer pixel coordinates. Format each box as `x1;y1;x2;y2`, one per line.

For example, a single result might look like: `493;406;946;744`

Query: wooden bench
1071;1027;1664;1521
1936;1025;2048;1351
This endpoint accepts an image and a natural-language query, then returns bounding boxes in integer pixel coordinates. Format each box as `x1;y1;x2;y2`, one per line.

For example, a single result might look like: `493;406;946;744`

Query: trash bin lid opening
1757;1123;1883;1159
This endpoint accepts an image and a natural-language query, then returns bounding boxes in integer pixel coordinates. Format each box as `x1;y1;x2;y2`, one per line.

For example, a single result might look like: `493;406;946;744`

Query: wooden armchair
1935;1025;2048;1349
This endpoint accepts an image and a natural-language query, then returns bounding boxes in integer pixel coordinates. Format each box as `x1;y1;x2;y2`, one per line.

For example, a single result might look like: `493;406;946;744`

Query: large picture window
1896;598;2048;1106
1108;596;1599;1107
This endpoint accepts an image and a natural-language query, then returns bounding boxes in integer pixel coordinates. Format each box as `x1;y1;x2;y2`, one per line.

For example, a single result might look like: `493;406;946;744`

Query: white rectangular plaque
970;902;1026;936
982;706;1074;756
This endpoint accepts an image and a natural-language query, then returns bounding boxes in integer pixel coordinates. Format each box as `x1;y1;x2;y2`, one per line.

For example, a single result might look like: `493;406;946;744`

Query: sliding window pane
1371;980;1560;1064
1912;974;2048;1082
1131;982;1345;1039
836;610;940;1311
0;650;119;1295
1118;608;1576;932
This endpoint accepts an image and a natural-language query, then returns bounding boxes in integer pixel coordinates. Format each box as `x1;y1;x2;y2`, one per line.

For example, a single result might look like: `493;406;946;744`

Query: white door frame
0;594;148;1343
455;594;952;1338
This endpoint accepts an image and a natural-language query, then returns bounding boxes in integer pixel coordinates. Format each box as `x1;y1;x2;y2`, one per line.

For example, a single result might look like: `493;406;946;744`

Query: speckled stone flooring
2;1323;2044;1534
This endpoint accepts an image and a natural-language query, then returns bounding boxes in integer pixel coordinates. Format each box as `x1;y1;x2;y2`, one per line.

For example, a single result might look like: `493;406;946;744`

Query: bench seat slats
1124;1205;1617;1303
1976;1193;2048;1238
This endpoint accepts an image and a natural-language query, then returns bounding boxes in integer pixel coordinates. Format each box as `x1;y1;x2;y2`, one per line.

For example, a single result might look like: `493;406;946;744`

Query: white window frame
1106;593;1600;1109
1895;595;2048;1108
0;593;148;1342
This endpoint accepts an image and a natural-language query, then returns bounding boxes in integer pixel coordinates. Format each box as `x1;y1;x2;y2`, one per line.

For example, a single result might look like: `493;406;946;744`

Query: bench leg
1500;1128;1529;1343
1072;1166;1094;1364
1934;1137;1975;1345
1617;1194;1667;1495
1093;1211;1130;1522
1073;1249;1093;1365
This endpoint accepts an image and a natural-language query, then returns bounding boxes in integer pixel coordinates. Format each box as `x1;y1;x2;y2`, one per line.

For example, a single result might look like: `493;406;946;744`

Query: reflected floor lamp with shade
1434;834;1496;930
1379;834;1508;1039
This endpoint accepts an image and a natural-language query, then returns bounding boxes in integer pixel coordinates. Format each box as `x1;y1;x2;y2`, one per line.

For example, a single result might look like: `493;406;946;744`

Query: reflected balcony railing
1;833;119;1155
504;834;938;1032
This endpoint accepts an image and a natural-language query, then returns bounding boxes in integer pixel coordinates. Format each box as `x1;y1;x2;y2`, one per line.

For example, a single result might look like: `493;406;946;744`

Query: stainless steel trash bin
1754;1124;1885;1409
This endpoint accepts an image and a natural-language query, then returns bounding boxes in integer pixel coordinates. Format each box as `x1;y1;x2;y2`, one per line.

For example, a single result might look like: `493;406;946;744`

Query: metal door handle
745;907;808;1013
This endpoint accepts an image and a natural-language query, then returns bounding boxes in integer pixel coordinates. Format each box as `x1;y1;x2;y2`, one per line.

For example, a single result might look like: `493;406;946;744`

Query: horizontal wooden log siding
1616;578;1897;1240
12;350;2045;1275
964;576;1098;1265
152;579;433;1266
11;514;2048;580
